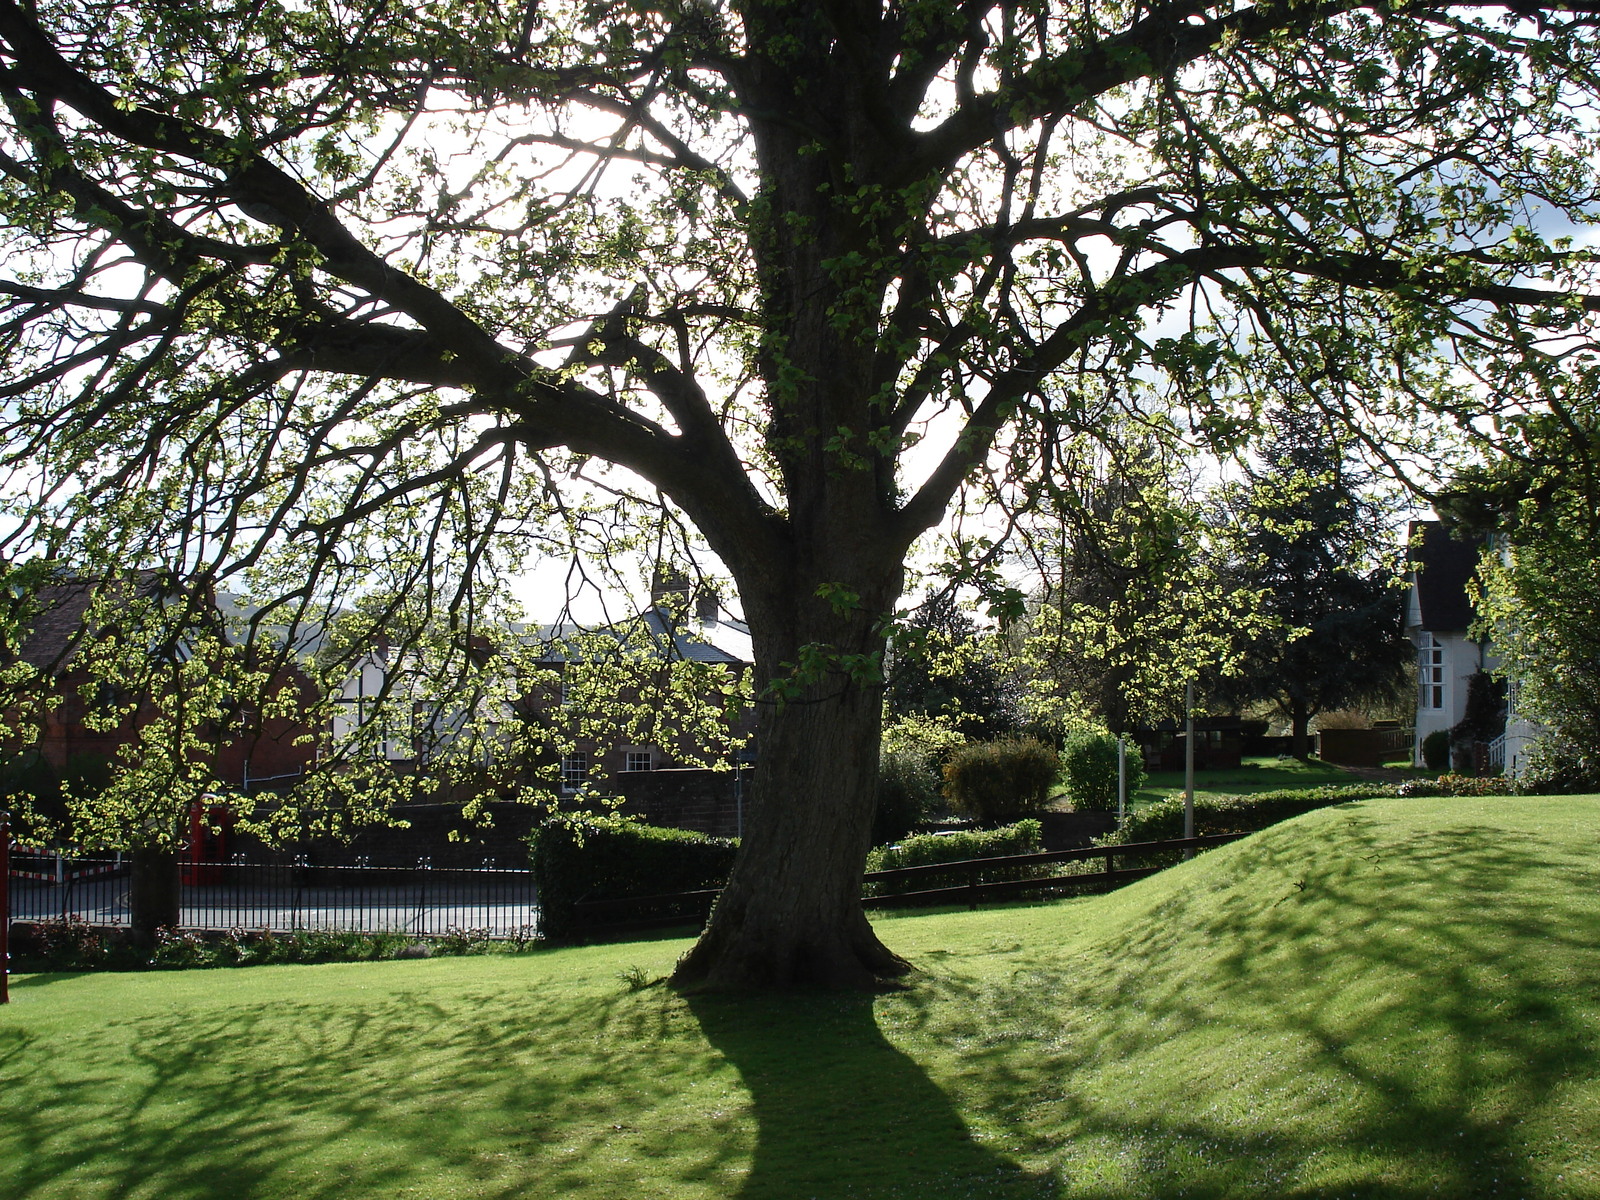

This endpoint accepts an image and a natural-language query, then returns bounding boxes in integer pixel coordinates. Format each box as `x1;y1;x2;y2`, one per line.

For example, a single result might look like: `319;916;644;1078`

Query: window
623;749;653;773
560;753;588;792
1418;633;1445;710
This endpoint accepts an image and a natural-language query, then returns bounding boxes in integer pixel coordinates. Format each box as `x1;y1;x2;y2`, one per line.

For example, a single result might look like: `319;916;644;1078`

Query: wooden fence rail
568;832;1247;936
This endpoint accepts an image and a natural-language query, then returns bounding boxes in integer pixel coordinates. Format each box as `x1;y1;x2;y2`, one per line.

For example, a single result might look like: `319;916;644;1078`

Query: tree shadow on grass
688;989;1055;1200
888;807;1600;1197
0;979;741;1200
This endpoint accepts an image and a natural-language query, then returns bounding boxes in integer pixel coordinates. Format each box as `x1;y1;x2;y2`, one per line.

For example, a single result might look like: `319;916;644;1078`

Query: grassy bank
4;794;1597;1198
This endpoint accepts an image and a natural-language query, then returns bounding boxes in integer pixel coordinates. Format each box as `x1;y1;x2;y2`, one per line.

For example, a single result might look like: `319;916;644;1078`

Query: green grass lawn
1129;752;1381;807
6;795;1599;1199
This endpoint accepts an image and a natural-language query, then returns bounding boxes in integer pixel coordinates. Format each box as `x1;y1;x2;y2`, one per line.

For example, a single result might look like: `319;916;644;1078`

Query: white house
1406;520;1538;776
1407;520;1486;764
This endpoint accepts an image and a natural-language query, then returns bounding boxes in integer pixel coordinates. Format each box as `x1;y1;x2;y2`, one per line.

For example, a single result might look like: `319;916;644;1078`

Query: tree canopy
1213;410;1409;757
885;590;1017;742
6;0;1600;988
1446;413;1600;788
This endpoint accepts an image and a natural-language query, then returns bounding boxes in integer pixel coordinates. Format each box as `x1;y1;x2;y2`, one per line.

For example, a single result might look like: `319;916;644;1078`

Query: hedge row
530;813;737;940
864;818;1044;897
1111;783;1402;845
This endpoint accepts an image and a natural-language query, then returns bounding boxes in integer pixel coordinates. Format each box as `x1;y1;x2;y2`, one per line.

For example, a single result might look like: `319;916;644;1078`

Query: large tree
1215;411;1410;757
4;0;1600;988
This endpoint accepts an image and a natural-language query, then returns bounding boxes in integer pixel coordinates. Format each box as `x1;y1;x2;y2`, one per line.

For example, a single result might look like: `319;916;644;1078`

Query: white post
1117;736;1127;827
1184;680;1196;860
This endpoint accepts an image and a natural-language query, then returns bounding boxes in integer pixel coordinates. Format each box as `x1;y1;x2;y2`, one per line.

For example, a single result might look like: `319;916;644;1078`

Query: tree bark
673;558;911;991
129;846;181;942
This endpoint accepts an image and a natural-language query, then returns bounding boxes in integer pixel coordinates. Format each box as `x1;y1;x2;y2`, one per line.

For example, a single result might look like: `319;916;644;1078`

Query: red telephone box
181;799;233;885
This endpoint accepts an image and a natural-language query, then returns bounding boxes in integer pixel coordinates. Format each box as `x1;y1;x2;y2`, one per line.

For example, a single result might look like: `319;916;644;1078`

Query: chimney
695;590;718;627
650;565;690;611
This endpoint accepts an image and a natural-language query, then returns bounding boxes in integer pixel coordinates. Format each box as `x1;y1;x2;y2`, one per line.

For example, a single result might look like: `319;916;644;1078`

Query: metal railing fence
7;851;538;939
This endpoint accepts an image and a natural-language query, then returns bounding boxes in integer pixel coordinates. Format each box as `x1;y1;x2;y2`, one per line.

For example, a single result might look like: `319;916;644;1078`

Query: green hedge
1110;783;1401;846
864;818;1044;897
529;813;738;940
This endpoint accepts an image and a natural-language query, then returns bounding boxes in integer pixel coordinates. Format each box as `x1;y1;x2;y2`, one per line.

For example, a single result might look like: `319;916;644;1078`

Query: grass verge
4;795;1597;1199
1131;753;1386;808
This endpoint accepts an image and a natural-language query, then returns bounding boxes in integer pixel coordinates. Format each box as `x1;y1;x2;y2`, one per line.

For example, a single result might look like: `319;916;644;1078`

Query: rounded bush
941;737;1059;825
875;745;941;844
1060;730;1145;812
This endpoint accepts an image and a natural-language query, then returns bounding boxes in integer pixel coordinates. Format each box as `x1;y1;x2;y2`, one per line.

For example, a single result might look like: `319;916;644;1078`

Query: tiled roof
524;607;751;666
10;571;171;672
1409;520;1481;633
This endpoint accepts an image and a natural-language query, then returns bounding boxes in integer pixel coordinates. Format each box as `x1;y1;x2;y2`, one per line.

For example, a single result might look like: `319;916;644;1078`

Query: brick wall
613;767;748;839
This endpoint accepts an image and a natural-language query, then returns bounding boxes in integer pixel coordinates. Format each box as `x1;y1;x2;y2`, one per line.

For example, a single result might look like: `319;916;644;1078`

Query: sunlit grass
1131;752;1378;807
5;795;1598;1198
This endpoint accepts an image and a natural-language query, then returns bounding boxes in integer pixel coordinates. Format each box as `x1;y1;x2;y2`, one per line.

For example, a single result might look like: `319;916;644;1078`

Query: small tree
1450;670;1507;773
886;592;1018;742
1011;425;1260;734
1452;413;1600;790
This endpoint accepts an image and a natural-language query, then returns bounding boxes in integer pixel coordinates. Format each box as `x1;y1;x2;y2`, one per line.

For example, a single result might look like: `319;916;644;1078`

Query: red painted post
1;810;10;1005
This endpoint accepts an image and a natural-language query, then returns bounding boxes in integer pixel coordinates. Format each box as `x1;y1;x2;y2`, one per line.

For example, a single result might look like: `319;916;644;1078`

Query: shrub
1434;773;1517;797
1421;729;1450;771
941;737;1059;824
151;927;211;969
865;818;1043;897
1517;734;1600;794
529;812;737;940
1394;778;1443;798
875;744;942;844
26;914;109;971
1060;730;1145;812
1400;772;1520;798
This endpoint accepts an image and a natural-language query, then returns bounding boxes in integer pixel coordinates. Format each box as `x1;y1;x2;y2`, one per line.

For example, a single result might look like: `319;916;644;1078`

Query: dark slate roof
1409;520;1481;633
10;570;194;672
524;607;752;667
11;579;98;670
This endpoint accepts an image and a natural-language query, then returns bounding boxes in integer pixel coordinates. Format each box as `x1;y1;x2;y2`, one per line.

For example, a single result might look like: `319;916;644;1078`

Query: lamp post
1;809;10;1005
1117;735;1127;827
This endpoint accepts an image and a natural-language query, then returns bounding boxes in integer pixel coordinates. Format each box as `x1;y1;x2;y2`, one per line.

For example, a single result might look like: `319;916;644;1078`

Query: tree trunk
673;672;908;990
1289;706;1313;760
129;846;181;942
673;558;910;991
